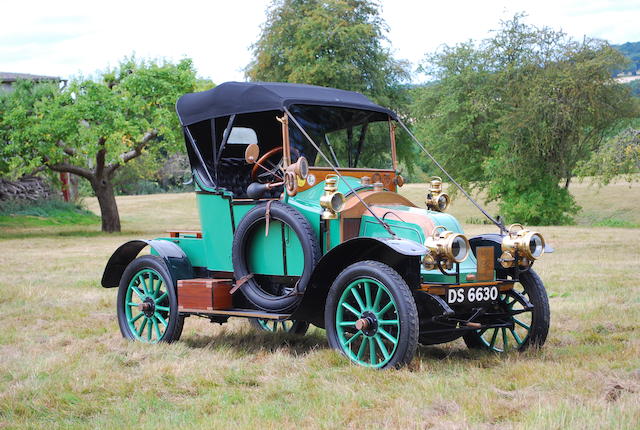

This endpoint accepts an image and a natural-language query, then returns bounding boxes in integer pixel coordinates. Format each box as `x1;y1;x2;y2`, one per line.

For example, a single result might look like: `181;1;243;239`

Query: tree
0;58;196;232
412;14;638;224
246;0;416;168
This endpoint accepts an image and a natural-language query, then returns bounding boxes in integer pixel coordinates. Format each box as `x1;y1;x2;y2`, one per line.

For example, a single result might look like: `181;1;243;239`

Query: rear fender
290;237;425;327
101;239;193;288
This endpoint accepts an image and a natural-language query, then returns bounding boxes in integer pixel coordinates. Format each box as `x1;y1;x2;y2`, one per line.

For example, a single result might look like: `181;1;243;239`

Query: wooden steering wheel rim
251;146;284;182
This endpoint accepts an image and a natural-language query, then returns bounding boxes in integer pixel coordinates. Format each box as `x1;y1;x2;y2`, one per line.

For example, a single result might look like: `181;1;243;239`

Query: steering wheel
251;146;301;183
251;147;284;183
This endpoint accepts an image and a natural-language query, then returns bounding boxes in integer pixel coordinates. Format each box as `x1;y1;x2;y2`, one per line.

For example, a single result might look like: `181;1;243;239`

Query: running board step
179;307;291;320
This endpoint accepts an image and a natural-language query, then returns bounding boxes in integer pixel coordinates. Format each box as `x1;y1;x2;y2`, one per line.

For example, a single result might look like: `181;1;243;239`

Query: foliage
577;127;640;184
412;14;638;225
0;197;99;227
0;57;197;231
612;41;640;75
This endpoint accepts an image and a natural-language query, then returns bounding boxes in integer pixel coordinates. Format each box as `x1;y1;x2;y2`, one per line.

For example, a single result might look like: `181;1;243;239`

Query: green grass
0;198;100;228
0;181;639;429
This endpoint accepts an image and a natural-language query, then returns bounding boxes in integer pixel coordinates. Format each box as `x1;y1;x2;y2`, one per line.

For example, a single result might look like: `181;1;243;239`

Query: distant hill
612;41;640;75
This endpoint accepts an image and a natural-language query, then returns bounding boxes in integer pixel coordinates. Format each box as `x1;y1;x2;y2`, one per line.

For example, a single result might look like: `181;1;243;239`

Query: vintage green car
101;82;551;369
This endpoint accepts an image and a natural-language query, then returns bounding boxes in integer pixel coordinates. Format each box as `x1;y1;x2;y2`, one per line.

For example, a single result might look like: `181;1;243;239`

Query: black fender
289;237;426;327
101;239;194;288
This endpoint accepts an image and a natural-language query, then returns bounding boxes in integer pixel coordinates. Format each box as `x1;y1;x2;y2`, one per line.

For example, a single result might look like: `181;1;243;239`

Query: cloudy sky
2;0;639;83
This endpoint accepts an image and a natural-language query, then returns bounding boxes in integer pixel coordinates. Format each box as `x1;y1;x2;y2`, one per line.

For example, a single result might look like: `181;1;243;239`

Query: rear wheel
249;319;309;335
325;261;419;369
463;269;549;352
117;255;184;343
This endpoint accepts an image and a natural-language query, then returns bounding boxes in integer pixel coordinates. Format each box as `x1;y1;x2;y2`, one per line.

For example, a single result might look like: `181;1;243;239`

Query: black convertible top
175;81;396;126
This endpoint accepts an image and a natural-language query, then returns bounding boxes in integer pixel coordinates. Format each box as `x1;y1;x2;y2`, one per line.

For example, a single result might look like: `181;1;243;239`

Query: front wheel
325;261;419;369
249;319;309;335
463;269;550;352
117;255;184;343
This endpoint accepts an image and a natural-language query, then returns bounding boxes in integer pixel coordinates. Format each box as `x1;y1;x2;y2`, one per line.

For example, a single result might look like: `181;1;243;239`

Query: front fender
290;237;425;327
101;239;193;288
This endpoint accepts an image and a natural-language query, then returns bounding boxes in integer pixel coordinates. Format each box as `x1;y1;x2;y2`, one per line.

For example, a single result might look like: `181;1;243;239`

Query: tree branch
106;130;158;177
46;161;94;180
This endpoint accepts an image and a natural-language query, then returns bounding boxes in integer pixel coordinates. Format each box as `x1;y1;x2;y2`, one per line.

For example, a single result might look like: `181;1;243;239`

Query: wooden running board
178;307;291;320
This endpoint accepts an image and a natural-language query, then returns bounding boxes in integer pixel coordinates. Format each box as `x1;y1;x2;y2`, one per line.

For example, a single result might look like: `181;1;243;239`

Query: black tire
249;318;310;335
325;260;419;369
463;269;550;352
232;201;320;312
117;255;184;343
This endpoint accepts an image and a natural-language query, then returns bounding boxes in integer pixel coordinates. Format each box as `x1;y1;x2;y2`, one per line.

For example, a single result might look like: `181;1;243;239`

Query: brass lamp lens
331;192;345;212
437;194;449;211
451;235;468;262
529;234;544;258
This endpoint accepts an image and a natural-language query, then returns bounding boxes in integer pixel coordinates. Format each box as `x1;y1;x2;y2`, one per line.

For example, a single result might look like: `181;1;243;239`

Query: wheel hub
357;311;378;336
140;299;155;316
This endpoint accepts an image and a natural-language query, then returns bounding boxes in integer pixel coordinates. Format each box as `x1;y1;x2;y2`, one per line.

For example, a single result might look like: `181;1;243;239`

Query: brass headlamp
425;176;450;212
319;175;345;220
422;226;470;270
500;223;545;268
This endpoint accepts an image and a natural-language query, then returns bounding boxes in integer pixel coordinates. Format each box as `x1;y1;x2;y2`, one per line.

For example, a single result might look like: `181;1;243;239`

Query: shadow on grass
181;328;329;357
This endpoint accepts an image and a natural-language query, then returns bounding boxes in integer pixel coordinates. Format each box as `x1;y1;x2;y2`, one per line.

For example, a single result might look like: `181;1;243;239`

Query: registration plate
447;285;499;305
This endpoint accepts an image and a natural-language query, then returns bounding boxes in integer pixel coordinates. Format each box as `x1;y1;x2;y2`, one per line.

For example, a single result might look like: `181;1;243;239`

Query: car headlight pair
500;224;545;268
422;226;469;270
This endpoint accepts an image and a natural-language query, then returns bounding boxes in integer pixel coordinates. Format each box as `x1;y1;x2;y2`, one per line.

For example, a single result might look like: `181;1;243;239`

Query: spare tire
232;201;321;312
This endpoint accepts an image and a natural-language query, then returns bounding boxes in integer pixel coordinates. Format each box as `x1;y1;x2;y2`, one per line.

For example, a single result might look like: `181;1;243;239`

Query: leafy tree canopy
412;14;638;225
0;57;197;232
246;0;417;172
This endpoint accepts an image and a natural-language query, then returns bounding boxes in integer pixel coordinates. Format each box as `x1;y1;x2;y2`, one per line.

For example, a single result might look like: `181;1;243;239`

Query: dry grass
1;180;639;429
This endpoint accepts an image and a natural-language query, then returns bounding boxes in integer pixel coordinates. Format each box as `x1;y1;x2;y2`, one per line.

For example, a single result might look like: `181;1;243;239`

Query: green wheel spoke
369;338;376;365
513;318;530;330
341;302;361;318
154;279;163;298
378;319;398;326
372;285;383;312
339;321;356;327
356;337;368;360
153;318;162;340
129;312;144;324
510;328;523;345
137;317;148;337
364;282;372;308
377;300;394;317
351;288;366;312
374;335;390;360
155;305;170;312
345;331;362;346
139;276;150;296
147;319;152;341
154;312;168;327
127;302;139;307
378;327;398;345
131;286;144;300
272;321;277;331
155;291;168;303
502;328;509;351
489;328;499;349
148;276;155;297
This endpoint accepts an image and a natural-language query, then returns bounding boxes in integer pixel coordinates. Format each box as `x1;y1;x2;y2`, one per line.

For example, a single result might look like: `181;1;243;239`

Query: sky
1;0;639;84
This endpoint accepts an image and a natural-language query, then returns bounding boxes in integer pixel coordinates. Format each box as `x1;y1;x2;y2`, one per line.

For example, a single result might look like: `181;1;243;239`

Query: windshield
288;105;393;170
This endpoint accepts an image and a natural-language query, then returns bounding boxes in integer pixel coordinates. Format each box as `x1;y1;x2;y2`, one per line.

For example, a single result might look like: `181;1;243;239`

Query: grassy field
1;180;639;429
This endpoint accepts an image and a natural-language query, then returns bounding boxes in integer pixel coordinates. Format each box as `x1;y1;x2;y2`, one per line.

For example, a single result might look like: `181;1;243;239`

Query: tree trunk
92;178;121;233
564;176;571;189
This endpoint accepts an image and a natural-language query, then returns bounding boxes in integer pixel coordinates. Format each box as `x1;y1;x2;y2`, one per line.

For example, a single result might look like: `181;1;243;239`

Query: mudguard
101;239;193;288
290;236;426;327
